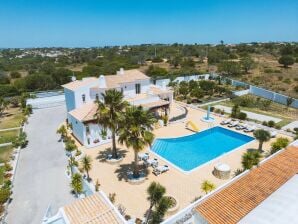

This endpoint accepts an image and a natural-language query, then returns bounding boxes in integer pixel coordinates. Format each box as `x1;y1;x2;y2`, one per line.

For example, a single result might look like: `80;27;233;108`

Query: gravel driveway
7;105;75;224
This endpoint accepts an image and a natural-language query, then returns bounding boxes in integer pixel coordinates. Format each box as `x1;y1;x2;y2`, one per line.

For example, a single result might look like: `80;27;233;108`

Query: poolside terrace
80;102;291;220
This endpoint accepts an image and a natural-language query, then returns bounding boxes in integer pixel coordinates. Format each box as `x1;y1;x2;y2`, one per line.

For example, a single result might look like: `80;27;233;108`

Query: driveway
7;105;75;224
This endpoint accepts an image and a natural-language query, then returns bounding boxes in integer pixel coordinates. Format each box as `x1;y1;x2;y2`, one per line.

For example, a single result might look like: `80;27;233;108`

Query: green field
0;166;5;185
0;130;19;144
0;145;14;163
0;110;24;129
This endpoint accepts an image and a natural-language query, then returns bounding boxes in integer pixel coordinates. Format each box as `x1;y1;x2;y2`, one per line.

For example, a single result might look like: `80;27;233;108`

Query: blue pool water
151;126;254;172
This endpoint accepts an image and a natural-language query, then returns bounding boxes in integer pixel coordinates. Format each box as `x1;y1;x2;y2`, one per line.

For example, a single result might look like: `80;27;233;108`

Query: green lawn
0;166;5;185
202;100;295;127
0;109;24;130
0;130;19;144
0;145;14;163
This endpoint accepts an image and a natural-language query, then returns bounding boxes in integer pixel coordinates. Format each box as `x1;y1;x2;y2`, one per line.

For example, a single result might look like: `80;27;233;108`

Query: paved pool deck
82;102;289;219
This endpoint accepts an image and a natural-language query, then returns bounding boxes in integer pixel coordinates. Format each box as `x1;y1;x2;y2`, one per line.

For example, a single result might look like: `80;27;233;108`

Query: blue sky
0;0;297;48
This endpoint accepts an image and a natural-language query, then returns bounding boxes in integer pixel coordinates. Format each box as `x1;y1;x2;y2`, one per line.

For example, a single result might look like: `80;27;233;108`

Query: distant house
43;191;127;224
62;68;173;148
193;144;298;224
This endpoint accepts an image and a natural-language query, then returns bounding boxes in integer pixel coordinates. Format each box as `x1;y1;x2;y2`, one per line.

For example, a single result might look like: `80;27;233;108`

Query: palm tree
68;157;78;176
150;197;173;224
242;151;261;170
201;180;216;194
96;89;128;159
57;124;67;140
118;106;156;178
145;182;166;224
65;140;78;175
253;129;271;152
70;173;83;197
81;155;92;180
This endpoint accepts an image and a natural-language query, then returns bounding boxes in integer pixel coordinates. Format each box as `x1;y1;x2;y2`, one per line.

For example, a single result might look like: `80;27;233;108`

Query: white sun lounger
145;158;158;168
236;124;248;130
228;121;239;127
153;165;169;176
220;119;231;125
244;125;256;132
138;153;149;161
270;131;277;138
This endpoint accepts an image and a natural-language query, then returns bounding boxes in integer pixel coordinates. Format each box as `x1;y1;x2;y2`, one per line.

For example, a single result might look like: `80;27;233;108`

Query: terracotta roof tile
63;193;125;224
69;102;97;122
196;146;298;224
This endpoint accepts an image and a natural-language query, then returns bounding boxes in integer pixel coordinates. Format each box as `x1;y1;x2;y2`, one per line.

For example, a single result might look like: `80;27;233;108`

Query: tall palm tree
201;180;216;194
65;140;78;175
145;182;166;224
81;155;92;180
71;173;83;197
118;106;156;178
96;89;128;159
253;129;271;152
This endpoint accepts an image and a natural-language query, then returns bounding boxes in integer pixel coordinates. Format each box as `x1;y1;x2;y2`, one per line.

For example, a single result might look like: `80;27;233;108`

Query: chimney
71;74;76;82
119;68;124;75
98;75;106;88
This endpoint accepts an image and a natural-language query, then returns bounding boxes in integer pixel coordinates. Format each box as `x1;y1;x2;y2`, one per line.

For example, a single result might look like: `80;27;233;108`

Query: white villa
62;68;173;148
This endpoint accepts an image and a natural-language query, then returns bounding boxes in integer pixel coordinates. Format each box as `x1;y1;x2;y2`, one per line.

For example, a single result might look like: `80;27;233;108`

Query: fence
153;73;298;109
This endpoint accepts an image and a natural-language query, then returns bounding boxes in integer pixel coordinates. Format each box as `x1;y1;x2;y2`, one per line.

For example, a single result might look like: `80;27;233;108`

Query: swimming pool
151;126;254;172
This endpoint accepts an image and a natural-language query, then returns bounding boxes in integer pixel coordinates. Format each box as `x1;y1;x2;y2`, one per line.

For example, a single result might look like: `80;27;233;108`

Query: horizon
0;0;297;48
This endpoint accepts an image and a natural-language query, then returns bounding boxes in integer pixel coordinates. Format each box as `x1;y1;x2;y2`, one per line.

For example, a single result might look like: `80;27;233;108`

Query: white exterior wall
120;79;150;98
85;123;112;148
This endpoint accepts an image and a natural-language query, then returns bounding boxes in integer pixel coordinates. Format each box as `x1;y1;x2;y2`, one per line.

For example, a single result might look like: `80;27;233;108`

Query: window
82;94;86;103
121;88;123;94
135;83;141;94
95;93;99;101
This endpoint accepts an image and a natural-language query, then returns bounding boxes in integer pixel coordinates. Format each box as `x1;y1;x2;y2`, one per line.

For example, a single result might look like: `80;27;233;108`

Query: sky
0;0;297;48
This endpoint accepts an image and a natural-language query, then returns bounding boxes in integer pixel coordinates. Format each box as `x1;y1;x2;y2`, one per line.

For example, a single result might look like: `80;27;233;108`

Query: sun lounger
153;165;169;176
145;158;158;168
220;119;231;125
236;124;248;130
270;131;277;138
138;153;149;161
244;125;255;132
228;121;239;127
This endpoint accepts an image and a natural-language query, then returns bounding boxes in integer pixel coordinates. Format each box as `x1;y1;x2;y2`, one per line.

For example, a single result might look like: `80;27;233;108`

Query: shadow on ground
114;162;150;181
96;147;128;162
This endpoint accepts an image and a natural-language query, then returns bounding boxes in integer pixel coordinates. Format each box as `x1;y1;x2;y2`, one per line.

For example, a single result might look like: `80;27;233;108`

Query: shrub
0;187;11;203
275;124;281;130
12;131;28;148
271;137;289;154
210;106;215;112
4;163;12;172
267;120;275;127
10;71;21;79
262;121;268;126
238;112;247;120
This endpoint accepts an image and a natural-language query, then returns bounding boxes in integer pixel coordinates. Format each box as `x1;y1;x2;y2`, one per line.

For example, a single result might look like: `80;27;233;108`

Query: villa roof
63;69;149;91
63;193;125;224
69;102;97;122
141;99;170;109
104;69;149;88
149;85;173;95
195;145;298;224
62;77;97;91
